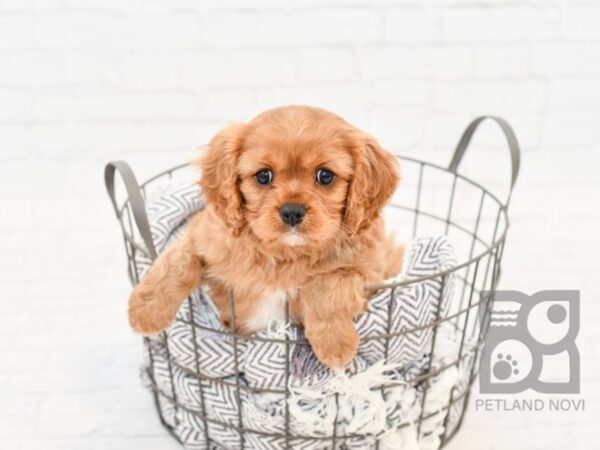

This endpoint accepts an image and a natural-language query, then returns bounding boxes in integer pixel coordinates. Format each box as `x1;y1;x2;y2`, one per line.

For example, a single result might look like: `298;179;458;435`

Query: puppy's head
200;106;399;251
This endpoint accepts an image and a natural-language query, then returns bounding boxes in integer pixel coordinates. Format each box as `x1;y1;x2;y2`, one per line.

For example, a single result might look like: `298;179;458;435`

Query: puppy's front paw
307;321;359;369
128;288;176;336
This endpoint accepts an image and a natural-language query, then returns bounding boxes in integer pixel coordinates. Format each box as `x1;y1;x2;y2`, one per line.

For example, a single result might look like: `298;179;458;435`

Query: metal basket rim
124;155;509;292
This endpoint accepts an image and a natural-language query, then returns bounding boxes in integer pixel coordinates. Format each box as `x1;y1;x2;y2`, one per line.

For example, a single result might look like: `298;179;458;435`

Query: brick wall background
1;1;598;449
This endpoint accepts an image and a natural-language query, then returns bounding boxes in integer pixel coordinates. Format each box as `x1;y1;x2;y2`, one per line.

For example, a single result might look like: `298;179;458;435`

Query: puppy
128;105;402;369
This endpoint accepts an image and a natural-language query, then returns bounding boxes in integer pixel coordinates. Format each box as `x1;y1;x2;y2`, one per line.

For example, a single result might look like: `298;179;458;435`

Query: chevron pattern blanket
134;177;474;450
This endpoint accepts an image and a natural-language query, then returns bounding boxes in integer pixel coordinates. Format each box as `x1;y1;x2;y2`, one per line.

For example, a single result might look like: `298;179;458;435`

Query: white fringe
288;360;405;437
261;320;463;449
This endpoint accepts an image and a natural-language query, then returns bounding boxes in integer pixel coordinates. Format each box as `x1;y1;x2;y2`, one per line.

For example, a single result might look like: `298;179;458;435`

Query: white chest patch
244;289;288;333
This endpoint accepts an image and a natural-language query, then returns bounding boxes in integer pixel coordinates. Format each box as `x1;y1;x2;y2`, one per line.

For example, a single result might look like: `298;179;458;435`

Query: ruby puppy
128;105;402;369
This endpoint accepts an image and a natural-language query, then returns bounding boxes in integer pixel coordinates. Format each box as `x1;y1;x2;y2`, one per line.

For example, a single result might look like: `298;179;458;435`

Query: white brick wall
0;1;598;449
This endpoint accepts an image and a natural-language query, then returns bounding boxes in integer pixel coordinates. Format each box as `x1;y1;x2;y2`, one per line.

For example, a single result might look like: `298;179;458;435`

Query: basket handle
104;161;158;260
448;116;521;207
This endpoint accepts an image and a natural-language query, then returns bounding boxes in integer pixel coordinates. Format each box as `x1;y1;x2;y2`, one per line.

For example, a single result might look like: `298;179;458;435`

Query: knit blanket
134;176;475;450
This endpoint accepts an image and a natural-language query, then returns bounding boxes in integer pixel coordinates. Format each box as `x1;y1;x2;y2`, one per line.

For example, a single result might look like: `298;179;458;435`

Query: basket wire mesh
105;116;520;449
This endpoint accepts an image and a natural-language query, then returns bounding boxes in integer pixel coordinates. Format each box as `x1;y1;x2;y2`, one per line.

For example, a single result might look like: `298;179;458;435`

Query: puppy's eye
316;168;335;186
255;169;273;185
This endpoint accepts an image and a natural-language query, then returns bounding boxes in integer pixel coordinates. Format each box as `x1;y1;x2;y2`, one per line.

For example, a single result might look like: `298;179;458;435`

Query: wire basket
105;116;520;449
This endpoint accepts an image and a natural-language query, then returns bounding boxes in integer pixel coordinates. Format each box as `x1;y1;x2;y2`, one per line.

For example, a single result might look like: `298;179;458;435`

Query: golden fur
128;105;402;368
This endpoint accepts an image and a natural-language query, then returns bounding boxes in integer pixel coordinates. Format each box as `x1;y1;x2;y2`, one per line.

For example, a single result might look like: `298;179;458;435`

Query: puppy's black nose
279;203;306;227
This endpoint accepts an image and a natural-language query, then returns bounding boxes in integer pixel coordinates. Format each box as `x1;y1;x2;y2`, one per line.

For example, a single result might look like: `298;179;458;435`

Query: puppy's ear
199;123;247;234
344;133;400;235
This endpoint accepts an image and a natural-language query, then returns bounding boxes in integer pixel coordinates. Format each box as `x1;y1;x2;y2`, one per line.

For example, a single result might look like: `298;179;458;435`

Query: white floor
1;147;598;450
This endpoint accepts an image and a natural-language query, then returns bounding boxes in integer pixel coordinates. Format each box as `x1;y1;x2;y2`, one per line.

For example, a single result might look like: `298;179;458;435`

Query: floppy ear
199;123;247;234
344;133;400;235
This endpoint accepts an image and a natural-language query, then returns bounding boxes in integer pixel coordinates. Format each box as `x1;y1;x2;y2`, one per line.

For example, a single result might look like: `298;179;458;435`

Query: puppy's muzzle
279;203;306;227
